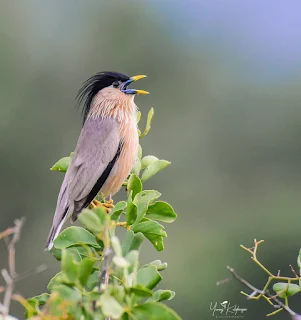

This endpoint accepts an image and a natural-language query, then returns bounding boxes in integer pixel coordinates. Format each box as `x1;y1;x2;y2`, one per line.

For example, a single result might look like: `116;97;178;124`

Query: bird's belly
100;125;138;197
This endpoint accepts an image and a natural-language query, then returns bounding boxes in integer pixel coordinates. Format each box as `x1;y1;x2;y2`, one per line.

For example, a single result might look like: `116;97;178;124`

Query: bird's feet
90;199;114;213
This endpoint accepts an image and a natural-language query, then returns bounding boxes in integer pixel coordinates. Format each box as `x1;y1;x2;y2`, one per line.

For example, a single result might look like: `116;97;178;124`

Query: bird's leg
102;195;114;211
90;195;114;213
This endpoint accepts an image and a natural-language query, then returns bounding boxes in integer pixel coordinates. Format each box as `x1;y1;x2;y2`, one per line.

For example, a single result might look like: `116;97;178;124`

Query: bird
46;71;149;250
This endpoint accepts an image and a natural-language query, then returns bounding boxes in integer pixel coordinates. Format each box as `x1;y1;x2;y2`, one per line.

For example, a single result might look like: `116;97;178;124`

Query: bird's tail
45;208;69;251
45;180;72;251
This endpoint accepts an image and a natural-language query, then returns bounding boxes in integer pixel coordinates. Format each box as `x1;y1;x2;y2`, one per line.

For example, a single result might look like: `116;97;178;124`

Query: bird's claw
90;199;114;213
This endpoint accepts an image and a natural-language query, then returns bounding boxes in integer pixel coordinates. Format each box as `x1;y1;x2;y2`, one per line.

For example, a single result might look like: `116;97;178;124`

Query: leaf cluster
25;109;181;320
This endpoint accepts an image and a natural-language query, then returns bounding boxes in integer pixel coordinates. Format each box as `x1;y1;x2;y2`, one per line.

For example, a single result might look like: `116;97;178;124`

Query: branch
1;218;25;317
227;266;301;319
0;218;47;318
99;221;112;320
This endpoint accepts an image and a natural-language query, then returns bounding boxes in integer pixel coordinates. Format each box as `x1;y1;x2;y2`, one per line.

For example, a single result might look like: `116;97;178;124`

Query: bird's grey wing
67;118;121;212
46;118;121;250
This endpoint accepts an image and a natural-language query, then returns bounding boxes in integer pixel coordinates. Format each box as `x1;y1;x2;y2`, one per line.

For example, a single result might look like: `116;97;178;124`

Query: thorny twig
220;239;301;319
226;266;301;319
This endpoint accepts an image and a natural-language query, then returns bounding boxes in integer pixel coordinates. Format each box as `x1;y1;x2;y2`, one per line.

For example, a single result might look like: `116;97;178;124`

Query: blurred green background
1;1;301;319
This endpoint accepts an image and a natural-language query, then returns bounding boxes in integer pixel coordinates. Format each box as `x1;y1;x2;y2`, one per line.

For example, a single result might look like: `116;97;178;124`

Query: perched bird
46;71;149;250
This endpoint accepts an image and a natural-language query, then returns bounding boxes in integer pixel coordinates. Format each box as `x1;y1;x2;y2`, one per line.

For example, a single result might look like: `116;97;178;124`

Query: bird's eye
112;81;119;88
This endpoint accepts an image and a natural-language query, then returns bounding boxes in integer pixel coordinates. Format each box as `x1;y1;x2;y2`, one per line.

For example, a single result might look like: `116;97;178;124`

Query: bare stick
98;221;111;292
14;264;47;282
99;222;112;320
1;218;25;317
0;228;15;240
99;248;112;292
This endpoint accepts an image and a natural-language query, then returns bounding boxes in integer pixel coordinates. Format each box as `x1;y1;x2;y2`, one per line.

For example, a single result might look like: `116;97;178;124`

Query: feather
46;118;121;250
77;72;129;123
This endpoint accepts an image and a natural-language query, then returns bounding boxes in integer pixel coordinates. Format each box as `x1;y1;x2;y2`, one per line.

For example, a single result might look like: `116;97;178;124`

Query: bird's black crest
77;71;130;123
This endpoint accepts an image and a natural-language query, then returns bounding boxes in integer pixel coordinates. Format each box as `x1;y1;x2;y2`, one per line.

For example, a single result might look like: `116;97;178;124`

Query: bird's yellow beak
129;75;149;95
131;75;147;81
135;89;150;95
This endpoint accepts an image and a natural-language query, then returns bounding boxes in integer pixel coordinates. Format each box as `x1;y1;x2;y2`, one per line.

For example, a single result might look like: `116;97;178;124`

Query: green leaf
126;192;137;225
86;269;100;290
113;256;130;268
53;226;101;249
109;285;126;302
47;272;66;291
297;249;301;268
147;290;175;302
122;231;144;256
78;258;95;286
61;249;78;283
137;265;162;289
93;206;107;224
140;108;154;138
125;250;139;274
28;293;49;306
146;201;177;223
23;300;38;318
273;282;300;297
127;174;142;199
131;158;141;176
50;153;73;173
132;221;166;251
132;220;167;238
110;201;127;222
99;294;125;319
147;260;168;271
141;155;159;170
68;245;100;259
78;209;103;233
138;145;143;159
130;285;153;297
50;247;62;260
145;234;164;251
131;302;181;320
133;190;161;225
136;111;142;123
146;108;154;129
55;284;81;302
141;160;171;182
111;236;122;256
26;293;49;317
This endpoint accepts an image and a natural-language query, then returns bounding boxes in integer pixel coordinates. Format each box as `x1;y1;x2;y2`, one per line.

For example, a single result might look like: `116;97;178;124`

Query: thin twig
99;222;112;320
227;266;301;319
0;228;15;240
0;219;47;318
1;218;25;317
14;264;47;282
98;222;111;292
99;248;112;292
290;265;299;278
216;277;231;286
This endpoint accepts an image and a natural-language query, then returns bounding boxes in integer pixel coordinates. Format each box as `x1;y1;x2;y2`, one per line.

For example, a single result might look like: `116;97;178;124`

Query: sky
156;0;301;82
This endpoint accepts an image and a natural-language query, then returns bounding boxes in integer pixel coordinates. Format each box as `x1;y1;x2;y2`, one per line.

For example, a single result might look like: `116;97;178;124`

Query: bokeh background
1;1;301;319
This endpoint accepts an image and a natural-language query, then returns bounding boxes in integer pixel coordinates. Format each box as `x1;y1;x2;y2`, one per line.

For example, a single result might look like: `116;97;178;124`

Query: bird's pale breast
100;116;139;197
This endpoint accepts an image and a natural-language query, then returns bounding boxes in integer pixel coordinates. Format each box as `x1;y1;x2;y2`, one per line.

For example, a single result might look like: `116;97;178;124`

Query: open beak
121;75;149;95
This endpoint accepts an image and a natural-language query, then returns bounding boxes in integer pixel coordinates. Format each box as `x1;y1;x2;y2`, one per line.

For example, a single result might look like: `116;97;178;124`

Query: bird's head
77;71;149;122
